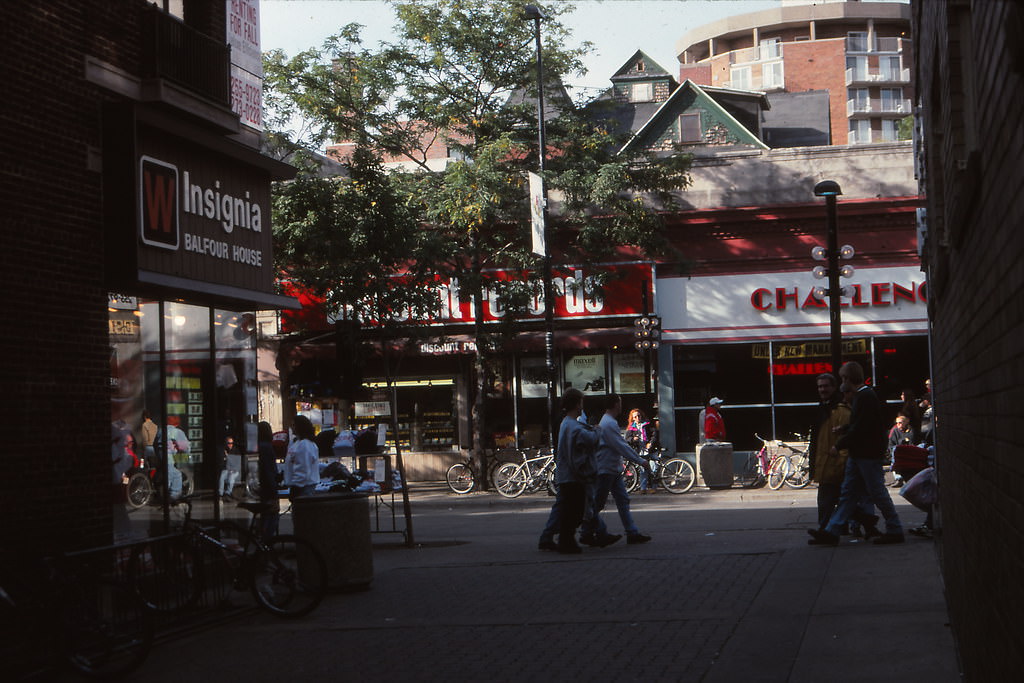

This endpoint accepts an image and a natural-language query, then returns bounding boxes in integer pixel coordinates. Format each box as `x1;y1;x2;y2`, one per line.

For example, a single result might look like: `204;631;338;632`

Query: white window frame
758;38;782;61
762;61;784;89
880;119;898;142
850;119;871;144
630;82;653;102
679;112;702;143
730;66;752;90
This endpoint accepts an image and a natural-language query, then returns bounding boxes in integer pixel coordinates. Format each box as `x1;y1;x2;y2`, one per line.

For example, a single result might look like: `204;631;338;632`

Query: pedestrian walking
579;394;651;546
808;373;851;529
808;362;904;546
537;388;599;554
218;436;241;500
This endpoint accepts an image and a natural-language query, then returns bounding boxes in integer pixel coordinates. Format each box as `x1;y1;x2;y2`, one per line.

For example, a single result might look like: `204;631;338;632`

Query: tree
265;0;692;486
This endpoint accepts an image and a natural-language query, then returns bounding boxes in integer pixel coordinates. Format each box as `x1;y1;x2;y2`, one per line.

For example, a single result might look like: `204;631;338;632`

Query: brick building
676;0;914;146
1;0;293;551
913;0;1024;677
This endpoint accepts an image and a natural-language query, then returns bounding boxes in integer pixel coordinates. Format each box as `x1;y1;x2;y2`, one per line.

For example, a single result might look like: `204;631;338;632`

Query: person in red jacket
704;397;727;442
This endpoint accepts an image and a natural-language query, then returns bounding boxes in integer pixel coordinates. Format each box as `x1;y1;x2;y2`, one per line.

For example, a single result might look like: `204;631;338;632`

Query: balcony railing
848;129;902;144
845;67;911;85
846;36;904;53
141;5;231;106
729;43;784;65
847;98;913;117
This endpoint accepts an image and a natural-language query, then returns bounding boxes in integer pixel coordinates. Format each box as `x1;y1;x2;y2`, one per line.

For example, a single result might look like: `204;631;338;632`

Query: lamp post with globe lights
811;180;855;374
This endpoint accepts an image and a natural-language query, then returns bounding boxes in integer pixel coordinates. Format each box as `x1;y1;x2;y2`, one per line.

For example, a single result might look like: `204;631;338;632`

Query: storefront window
563;352;607;394
612;352;646;394
671;337;929;452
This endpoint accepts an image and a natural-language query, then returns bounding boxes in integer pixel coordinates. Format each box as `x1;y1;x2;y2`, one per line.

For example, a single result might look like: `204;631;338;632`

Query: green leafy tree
265;0;692;483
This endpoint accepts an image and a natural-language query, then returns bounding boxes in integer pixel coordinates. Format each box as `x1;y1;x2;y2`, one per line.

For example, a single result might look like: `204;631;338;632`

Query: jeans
167;458;183;499
825;458;903;536
219;468;240;495
556;482;586;550
581;473;639;537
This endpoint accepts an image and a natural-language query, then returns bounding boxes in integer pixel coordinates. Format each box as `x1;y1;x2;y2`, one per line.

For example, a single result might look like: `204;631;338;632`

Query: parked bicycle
125;453;194;510
780;434;811;489
635;448;697;494
1;552;153;679
493;448;556;498
445;455;505;494
129;497;327;618
738;435;793;489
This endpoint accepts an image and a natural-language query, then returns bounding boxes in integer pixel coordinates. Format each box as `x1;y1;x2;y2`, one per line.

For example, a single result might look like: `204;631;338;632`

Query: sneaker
807;528;839;546
908;525;932;538
873;533;905;545
627;533;652;545
579;534;600;547
595;533;622;548
538;539;558;551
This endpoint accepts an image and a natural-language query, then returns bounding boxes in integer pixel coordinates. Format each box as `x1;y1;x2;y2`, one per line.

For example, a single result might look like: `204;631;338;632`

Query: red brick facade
0;0;235;553
913;0;1024;677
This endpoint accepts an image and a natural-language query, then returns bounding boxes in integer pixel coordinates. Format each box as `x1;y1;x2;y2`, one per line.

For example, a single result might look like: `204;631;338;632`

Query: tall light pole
811;180;854;375
524;4;558;449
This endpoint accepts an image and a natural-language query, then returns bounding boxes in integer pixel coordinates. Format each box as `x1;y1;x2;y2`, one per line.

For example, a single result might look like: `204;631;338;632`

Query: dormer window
630;82;653;102
637;60;646;72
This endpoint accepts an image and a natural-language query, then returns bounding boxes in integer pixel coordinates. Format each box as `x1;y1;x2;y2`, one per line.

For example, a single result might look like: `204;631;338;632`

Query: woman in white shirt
284;415;320;500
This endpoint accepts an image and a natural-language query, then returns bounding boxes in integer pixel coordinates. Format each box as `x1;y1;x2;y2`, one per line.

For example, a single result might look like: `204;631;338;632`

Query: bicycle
738;435;792;489
493;448;556;498
446;454;508;494
129;497;327;618
636;448;697;494
125;456;195;509
779;434;811;489
1;552;153;679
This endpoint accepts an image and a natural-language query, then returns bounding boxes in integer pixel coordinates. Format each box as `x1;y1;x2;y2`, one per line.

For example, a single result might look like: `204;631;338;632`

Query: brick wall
0;0;231;553
913;0;1024;678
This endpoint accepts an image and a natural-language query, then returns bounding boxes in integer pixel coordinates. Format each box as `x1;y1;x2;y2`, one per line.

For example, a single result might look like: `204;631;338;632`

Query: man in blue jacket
808;361;904;545
538;388;601;554
581;394;652;546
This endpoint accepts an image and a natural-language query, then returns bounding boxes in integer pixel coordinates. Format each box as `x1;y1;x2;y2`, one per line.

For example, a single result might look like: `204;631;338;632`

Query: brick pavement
115;486;960;682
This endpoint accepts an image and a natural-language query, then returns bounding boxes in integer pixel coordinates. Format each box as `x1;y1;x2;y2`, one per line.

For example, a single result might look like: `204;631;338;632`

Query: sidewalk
123;485;960;682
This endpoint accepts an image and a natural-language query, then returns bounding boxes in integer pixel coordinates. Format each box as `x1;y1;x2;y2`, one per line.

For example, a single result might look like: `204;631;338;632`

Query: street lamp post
811;180;852;375
524;4;558;450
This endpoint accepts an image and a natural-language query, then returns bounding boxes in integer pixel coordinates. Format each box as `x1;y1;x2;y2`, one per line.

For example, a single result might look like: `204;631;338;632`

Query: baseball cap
708;397;724;406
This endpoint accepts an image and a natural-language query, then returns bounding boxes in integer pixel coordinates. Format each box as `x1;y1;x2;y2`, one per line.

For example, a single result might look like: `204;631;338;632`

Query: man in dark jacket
808;361;904;545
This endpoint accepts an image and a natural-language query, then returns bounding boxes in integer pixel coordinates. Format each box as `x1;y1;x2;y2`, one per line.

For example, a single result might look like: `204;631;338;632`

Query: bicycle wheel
251;535;327;618
64;580;153;678
128;536;202;614
785;453;811;489
180;469;195;497
125;472;152;509
446;463;476;494
493;462;527;498
622;461;640;492
767;456;789;490
545;463;558;496
246;472;261;499
738;453;765;488
660;458;696;494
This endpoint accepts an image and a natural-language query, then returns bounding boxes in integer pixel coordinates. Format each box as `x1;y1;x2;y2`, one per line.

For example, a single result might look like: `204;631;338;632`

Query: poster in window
613;353;646;394
564;354;606;395
519;357;549;398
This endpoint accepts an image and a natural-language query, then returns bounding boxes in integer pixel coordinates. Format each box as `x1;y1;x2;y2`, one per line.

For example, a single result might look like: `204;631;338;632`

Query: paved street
122;485;959;682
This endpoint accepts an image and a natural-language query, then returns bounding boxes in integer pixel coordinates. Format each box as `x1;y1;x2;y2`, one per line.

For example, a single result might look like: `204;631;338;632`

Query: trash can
697;442;734;489
291;492;373;590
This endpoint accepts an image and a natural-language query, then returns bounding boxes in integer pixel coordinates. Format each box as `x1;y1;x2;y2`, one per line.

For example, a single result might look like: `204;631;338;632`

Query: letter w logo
139;156;179;249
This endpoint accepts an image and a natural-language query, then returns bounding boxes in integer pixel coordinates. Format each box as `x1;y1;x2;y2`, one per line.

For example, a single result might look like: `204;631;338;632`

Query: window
148;0;184;19
730;66;751;90
636;60;645;73
630;82;653;102
846;56;868;81
849;88;870;112
847;31;870;52
880;119;898;142
881;87;904;112
880;55;902;81
762;61;784;89
850;118;871;144
758;38;782;61
679;113;702;143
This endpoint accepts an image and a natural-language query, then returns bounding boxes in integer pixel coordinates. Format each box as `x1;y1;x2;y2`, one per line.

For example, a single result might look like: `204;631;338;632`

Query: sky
260;0;782;96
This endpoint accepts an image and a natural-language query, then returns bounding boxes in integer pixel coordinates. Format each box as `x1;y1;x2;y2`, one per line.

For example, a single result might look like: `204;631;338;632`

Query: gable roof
610;50;673;82
618;79;770;155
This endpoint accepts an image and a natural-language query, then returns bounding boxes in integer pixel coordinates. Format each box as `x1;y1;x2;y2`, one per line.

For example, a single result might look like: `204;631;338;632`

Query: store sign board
226;0;262;76
135;126;274;294
355;401;391;417
658;266;928;342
